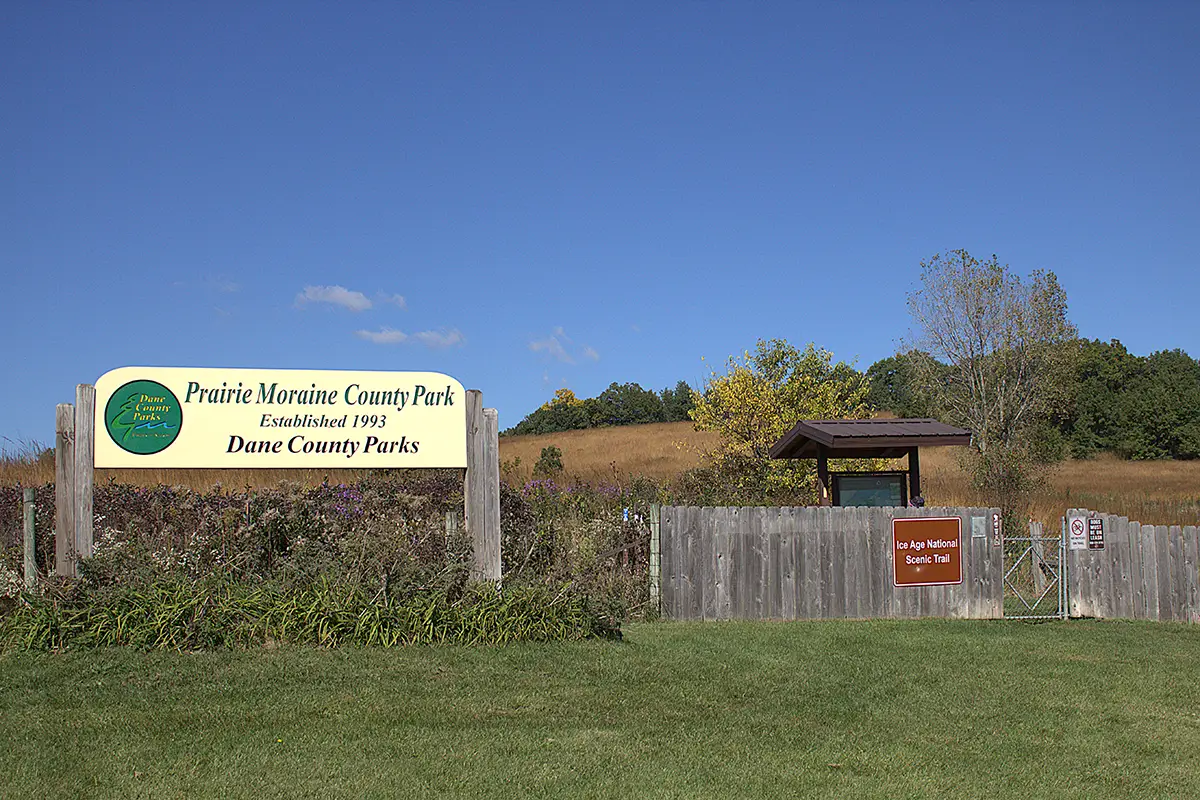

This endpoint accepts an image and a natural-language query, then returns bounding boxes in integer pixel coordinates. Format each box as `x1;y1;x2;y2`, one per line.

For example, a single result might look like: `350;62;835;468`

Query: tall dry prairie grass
3;422;1199;525
498;422;719;483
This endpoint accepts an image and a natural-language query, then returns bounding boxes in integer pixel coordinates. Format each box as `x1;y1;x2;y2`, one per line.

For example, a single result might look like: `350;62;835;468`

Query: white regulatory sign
1068;516;1088;550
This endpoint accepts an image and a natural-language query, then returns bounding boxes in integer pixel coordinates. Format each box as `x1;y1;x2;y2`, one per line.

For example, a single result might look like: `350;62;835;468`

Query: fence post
1030;520;1047;595
463;390;501;583
23;488;36;588
55;403;76;578
74;384;95;563
1059;522;1068;620
649;504;661;614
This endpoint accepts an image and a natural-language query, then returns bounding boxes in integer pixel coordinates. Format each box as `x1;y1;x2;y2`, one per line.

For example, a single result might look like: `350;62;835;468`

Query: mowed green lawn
3;620;1200;799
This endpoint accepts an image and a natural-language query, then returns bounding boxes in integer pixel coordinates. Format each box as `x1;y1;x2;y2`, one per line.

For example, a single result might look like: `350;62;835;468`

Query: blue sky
3;2;1198;443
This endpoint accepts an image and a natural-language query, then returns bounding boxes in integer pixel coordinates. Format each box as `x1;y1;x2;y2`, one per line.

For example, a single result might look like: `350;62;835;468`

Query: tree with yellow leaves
689;339;877;503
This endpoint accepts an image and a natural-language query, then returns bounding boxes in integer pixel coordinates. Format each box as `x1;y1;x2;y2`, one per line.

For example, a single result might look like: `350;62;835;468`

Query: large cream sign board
94;367;467;468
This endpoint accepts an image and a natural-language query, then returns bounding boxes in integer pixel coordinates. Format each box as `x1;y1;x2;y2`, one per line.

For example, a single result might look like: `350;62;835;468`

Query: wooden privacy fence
660;505;1003;621
1067;509;1200;622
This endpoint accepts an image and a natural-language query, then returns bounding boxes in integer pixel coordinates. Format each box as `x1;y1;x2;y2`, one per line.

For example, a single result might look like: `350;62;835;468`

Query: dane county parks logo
104;380;183;455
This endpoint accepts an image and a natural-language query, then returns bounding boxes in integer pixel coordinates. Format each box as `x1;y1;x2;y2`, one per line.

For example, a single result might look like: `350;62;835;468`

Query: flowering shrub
0;472;468;596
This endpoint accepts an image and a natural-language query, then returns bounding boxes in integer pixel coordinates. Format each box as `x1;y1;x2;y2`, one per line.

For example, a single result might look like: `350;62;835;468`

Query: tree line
509;340;1200;463
503;381;696;436
868;340;1200;461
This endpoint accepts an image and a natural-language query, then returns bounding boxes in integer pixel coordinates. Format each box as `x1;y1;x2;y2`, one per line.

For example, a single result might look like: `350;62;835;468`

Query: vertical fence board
1127;521;1145;620
779;508;796;620
1091;515;1110;618
1170;526;1186;622
716;506;731;621
811;506;830;618
1070;513;1089;618
989;508;1004;619
659;508;674;618
833;507;851;618
799;508;818;619
753;508;769;619
725;507;743;619
699;507;716;621
1090;515;1109;618
766;508;783;619
672;506;686;620
884;508;901;618
685;507;701;620
730;507;747;619
1112;517;1133;620
861;507;880;619
1104;516;1123;618
663;506;679;619
1163;525;1178;621
838;508;858;618
875;507;890;618
1142;524;1159;621
676;506;693;619
1153;525;1172;621
964;512;984;619
1184;526;1200;623
856;507;873;618
1070;509;1092;617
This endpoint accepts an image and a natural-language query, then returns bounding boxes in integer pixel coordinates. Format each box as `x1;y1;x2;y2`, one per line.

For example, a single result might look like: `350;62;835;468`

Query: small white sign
1068;516;1088;550
971;516;987;538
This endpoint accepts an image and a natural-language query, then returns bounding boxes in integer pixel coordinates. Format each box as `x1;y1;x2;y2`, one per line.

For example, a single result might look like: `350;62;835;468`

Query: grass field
5;422;1200;525
3;619;1200;798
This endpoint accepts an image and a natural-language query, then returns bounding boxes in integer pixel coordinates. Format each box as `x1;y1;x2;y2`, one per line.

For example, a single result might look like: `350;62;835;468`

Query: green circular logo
104;380;183;455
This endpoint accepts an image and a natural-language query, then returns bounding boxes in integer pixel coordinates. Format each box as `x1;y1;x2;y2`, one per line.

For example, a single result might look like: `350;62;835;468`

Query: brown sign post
893;517;962;587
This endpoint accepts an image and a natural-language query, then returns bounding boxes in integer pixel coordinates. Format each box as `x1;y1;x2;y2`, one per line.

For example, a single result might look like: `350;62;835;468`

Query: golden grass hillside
3;422;1199;525
498;422;719;483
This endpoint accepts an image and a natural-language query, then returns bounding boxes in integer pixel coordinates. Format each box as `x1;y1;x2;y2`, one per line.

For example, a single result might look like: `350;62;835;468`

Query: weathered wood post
1029;519;1047;596
54;403;76;577
816;445;831;506
649;504;661;614
23;488;36;588
464;390;502;583
74;384;95;563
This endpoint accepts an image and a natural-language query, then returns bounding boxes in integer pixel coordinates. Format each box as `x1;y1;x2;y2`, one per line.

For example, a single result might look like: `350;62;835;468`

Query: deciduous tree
689;339;876;503
905;250;1076;518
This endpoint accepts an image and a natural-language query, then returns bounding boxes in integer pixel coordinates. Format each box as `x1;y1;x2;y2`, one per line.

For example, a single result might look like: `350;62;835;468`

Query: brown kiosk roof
769;418;972;460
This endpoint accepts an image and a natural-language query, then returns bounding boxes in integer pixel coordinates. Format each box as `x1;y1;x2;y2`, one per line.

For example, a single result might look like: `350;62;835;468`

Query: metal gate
1003;520;1067;619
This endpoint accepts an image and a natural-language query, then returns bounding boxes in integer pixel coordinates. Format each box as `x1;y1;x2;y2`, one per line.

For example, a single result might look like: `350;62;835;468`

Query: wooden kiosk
768;418;971;507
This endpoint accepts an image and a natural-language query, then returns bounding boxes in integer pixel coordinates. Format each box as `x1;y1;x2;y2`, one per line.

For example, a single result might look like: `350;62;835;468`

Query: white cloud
296;285;373;312
529;327;600;364
355;327;407;344
380;293;408;309
530;334;573;363
356;327;465;348
413;328;465;348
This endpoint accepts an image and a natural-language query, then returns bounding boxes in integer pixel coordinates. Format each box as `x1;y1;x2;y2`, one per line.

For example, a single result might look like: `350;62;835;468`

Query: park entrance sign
52;367;498;584
94;367;467;469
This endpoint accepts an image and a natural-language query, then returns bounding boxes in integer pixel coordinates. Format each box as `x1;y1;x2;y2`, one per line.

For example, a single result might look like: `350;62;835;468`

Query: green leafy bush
533;445;564;477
